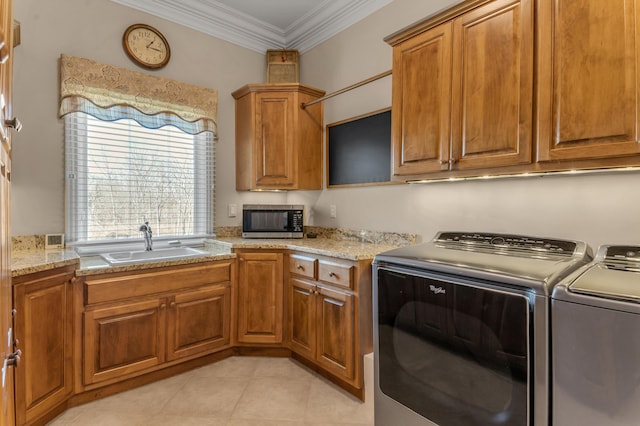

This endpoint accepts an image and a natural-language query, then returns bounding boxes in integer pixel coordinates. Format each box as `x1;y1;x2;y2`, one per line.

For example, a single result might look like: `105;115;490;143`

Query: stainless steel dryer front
373;232;592;426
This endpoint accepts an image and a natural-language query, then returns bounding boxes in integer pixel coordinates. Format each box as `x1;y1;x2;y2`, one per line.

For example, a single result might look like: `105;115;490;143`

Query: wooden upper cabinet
255;92;295;187
537;0;640;161
232;84;325;190
391;22;453;176
451;0;533;170
387;0;533;178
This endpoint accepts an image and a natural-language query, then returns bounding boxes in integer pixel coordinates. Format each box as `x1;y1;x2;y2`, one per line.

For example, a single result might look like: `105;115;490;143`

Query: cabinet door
450;0;533;170
166;284;231;361
255;92;295;188
0;1;13;424
537;0;640;161
237;252;284;344
391;22;453;176
13;271;73;425
315;286;354;380
84;298;166;385
288;278;316;360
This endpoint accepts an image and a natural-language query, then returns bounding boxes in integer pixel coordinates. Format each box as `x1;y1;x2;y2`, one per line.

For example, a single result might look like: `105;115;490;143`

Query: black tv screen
327;108;391;186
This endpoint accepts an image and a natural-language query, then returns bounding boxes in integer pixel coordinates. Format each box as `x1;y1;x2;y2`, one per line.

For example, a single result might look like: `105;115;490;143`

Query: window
65;113;214;243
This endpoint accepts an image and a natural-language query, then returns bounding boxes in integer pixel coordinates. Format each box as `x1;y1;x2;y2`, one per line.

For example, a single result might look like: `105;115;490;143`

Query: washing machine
551;244;640;426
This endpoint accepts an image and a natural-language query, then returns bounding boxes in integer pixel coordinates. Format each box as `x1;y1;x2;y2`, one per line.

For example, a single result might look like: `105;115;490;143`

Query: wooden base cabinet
82;261;234;388
236;251;284;344
290;278;355;381
288;253;369;390
13;265;75;426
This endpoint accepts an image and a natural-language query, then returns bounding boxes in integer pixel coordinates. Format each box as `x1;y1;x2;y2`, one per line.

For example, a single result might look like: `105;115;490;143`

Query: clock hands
149;47;162;52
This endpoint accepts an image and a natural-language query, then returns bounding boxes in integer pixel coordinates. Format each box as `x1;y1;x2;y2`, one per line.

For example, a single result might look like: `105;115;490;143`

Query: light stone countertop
212;237;402;261
11;235;409;278
11;249;80;278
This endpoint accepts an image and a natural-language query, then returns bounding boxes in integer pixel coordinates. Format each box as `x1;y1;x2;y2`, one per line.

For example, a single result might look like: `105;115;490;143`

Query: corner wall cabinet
13;265;75;426
236;251;284;344
232;84;325;190
287;252;372;394
536;0;640;161
81;260;234;388
387;0;533;179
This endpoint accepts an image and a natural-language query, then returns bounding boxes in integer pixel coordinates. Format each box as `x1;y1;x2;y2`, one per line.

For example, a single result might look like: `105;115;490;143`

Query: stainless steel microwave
242;204;304;238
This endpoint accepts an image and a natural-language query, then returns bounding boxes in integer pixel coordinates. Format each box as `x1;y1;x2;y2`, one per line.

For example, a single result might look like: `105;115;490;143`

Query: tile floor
48;356;374;426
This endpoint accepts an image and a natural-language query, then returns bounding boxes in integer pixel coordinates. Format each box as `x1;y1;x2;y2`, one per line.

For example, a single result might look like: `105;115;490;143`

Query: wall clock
122;23;171;69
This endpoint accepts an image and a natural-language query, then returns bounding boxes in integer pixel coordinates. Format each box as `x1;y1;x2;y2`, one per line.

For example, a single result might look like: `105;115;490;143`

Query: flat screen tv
326;108;391;187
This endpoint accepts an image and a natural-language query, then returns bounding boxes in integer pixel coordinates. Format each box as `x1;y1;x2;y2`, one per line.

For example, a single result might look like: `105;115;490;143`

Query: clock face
123;24;171;69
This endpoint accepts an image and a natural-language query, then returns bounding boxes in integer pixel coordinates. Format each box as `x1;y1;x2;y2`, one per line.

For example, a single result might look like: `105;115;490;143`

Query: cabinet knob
69;277;77;285
170;301;176;308
160;303;166;309
296;264;304;270
5;349;21;368
5;117;21;132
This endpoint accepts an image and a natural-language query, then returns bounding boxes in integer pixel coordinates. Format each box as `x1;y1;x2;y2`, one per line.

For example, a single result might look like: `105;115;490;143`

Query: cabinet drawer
85;261;232;305
318;260;353;290
289;254;317;279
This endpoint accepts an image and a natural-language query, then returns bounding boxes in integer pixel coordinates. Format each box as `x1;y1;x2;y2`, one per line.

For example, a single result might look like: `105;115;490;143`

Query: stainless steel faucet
139;221;153;251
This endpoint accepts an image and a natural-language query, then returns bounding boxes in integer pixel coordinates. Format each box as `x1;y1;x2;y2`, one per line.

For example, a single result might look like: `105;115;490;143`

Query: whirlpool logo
429;285;446;295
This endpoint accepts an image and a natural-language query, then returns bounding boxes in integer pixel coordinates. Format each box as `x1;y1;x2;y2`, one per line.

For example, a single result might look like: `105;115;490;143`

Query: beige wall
10;0;640;249
11;0;287;236
289;0;640;248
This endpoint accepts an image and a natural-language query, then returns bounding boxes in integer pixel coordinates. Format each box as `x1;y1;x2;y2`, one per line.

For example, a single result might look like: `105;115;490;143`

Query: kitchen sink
100;246;210;265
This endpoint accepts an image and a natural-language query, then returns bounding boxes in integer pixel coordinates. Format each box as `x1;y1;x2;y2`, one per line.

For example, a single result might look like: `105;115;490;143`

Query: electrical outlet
330;204;337;218
228;204;237;217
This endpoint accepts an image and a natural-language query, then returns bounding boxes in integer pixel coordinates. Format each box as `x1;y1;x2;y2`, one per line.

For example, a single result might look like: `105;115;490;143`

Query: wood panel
0;0;13;424
232;84;324;190
451;0;533;169
288;278;316;360
537;0;640;161
237;252;284;344
166;284;231;361
84;299;166;385
391;22;453;176
255;92;294;187
13;269;73;426
84;262;232;305
315;286;354;380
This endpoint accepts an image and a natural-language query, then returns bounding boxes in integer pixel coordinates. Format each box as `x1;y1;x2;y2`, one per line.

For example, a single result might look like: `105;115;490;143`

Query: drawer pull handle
296;264;304;270
5;117;22;132
329;272;337;278
6;349;21;368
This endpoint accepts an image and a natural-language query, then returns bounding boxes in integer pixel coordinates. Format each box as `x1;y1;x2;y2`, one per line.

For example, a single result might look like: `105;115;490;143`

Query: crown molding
110;0;391;53
285;0;392;52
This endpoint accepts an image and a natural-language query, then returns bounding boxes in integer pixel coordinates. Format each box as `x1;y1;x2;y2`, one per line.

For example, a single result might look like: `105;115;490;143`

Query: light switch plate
228;204;237;217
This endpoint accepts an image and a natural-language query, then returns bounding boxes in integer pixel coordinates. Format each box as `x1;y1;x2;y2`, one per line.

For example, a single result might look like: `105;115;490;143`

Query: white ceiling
110;0;392;53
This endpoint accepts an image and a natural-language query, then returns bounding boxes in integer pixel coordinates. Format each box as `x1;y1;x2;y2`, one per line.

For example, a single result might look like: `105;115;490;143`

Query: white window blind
65;113;214;243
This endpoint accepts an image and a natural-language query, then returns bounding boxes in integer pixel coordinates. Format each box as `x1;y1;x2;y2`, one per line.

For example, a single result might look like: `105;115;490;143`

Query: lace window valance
59;54;218;135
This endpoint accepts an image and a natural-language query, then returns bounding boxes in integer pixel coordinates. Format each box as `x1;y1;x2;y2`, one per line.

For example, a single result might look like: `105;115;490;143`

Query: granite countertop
11;229;415;278
213;237;401;261
11;248;81;278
